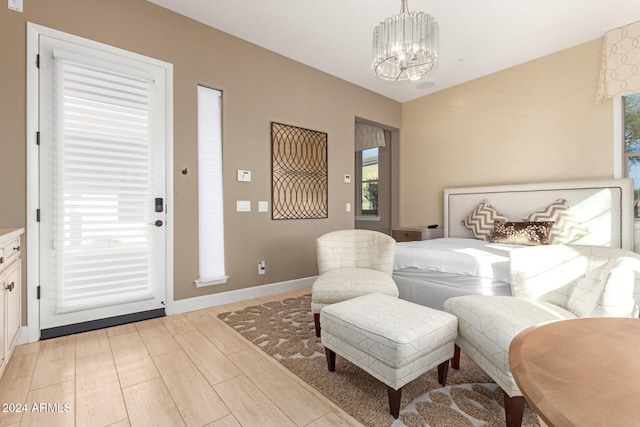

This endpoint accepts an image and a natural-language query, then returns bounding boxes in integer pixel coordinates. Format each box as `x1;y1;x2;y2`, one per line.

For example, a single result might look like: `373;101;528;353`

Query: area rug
217;294;539;427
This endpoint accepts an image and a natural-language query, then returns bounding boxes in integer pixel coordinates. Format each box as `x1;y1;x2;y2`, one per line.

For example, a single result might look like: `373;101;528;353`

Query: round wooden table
509;318;640;427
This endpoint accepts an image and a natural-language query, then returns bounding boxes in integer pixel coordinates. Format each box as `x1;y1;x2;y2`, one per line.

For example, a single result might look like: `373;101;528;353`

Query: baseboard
169;276;316;315
16;326;29;346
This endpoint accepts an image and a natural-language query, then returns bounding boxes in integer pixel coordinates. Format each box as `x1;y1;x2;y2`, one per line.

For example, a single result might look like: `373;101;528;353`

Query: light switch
346;202;351;212
344;174;351;184
236;200;251;212
258;201;269;212
7;0;22;12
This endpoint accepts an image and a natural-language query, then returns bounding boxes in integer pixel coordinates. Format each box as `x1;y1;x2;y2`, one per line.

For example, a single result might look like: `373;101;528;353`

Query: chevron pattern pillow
461;200;508;240
523;199;589;244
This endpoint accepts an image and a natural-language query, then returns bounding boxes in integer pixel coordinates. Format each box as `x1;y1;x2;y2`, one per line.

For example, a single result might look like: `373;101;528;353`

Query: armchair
443;244;640;427
311;229;398;337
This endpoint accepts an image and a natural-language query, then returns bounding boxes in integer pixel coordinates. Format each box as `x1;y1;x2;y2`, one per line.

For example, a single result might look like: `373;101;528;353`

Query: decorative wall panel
271;122;328;220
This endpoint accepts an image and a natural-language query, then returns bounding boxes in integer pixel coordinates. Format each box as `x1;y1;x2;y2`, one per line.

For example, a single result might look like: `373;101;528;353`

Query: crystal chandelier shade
372;0;439;82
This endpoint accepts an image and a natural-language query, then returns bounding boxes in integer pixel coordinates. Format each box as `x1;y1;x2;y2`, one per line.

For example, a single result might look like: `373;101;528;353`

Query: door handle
154;220;163;227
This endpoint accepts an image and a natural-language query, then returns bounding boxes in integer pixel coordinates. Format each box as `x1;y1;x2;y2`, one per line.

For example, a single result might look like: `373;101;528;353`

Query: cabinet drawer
392;229;423;242
4;237;20;266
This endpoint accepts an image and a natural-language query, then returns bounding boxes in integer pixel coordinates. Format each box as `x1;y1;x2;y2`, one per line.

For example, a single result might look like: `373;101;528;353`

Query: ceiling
147;0;640;103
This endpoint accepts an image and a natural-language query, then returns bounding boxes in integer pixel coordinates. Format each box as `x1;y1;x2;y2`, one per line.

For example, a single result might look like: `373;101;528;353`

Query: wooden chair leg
437;359;449;386
314;313;321;337
325;348;336;372
503;392;525;427
451;344;461;369
387;386;402;419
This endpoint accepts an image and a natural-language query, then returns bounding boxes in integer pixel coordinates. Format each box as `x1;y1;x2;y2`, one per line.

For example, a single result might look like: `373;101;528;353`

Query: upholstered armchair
443;244;640;427
311;229;399;337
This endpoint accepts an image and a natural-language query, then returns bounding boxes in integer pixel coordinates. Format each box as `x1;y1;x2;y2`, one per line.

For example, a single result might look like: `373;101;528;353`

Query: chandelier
372;0;439;82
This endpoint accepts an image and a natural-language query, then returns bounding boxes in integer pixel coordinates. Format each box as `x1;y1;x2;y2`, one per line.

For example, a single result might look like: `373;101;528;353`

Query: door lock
154;220;163;227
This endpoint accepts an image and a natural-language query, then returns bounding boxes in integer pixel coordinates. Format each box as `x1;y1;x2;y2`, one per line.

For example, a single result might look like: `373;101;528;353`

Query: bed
393;178;634;310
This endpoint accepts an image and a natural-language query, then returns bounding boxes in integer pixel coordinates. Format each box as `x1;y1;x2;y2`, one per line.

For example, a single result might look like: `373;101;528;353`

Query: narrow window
360;147;379;216
624;93;640;219
195;85;226;286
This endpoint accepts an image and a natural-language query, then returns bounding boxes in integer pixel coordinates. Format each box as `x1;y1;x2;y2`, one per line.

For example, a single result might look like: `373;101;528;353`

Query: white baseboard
16;326;30;345
168;276;316;315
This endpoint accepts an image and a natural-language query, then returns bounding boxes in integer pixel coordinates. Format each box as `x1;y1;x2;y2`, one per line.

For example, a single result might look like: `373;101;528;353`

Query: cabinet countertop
0;228;25;240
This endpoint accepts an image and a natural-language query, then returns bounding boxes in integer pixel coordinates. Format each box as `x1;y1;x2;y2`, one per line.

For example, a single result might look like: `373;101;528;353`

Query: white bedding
393;238;524;284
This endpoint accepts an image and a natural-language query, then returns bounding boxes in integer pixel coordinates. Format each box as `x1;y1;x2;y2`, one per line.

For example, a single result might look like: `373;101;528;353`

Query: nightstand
391;227;443;242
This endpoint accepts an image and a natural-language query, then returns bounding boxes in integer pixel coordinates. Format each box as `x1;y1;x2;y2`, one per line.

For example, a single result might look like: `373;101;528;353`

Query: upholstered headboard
444;178;634;250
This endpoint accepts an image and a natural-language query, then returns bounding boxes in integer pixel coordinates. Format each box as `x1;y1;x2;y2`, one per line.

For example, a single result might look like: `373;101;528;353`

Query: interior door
37;34;167;336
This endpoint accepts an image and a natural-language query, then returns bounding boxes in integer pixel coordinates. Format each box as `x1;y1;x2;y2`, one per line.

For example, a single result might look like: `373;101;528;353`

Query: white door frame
25;23;174;343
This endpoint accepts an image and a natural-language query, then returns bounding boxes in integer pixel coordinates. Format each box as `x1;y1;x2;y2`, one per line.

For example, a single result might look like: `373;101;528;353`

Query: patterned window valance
355;122;385;151
598;20;640;100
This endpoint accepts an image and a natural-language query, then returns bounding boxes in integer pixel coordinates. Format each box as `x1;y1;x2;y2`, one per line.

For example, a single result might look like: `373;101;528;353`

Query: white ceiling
147;0;640;103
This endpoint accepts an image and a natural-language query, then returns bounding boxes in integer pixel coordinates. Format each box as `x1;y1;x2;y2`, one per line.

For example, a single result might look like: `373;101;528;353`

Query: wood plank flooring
0;288;363;427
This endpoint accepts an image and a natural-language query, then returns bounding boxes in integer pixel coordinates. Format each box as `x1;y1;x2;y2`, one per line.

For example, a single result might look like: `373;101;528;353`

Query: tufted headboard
443;178;634;250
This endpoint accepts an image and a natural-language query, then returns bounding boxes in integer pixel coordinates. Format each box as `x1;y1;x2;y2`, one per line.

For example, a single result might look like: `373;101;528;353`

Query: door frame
25;23;175;343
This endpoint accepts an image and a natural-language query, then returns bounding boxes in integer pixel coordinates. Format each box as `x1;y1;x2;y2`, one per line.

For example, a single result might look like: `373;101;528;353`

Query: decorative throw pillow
523;199;589;244
461;200;508;240
490;221;553;245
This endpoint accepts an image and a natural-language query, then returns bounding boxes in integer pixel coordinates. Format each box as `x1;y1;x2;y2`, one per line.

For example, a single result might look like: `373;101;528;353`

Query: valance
598;20;640;100
355;122;385;151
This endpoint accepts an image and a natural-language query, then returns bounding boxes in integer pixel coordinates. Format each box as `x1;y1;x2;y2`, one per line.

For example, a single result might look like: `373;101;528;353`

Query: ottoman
320;293;458;418
311;267;399;337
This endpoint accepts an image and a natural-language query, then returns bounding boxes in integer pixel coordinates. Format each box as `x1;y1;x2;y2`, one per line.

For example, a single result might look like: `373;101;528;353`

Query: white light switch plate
236;200;251;212
8;0;23;12
258;201;269;212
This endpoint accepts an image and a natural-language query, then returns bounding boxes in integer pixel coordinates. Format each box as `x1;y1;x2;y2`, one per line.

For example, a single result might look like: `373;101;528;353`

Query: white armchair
443;244;640;427
311;229;398;337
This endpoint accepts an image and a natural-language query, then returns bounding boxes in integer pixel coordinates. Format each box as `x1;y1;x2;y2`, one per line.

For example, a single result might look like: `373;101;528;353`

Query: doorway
28;24;173;339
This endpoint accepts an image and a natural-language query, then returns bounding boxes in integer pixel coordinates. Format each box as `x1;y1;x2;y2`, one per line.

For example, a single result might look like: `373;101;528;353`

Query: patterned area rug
217;294;539;427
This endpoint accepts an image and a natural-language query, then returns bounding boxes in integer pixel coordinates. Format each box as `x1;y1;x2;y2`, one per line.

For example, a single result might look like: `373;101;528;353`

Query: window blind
53;52;156;313
195;85;227;286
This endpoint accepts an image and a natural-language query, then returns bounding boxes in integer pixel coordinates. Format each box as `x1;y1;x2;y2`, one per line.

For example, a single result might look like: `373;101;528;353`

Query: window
360;148;379;215
624;93;640;219
195;85;227;286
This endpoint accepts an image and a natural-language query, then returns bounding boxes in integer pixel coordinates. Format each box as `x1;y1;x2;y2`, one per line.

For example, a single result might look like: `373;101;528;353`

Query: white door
37;33;168;333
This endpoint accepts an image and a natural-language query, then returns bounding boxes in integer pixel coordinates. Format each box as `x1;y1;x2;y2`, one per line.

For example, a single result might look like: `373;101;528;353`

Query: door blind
52;52;157;313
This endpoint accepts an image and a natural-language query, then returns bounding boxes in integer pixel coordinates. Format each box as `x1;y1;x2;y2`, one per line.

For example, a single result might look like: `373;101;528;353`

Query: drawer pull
6;282;14;291
0;256;3;264
12;246;20;252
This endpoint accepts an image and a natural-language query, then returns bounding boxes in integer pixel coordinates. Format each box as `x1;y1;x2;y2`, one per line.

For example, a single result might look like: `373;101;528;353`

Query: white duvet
393;238;523;284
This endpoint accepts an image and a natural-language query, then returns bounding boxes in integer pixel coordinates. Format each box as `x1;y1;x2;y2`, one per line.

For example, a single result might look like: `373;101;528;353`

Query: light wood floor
0;288;364;427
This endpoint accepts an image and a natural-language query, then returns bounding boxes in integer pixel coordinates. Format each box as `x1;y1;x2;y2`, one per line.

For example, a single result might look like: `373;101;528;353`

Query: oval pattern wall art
271;122;328;220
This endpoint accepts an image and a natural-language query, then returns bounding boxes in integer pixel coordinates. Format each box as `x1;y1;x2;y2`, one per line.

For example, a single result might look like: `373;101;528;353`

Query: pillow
523;199;589;244
461;200;508;240
490;221;553;245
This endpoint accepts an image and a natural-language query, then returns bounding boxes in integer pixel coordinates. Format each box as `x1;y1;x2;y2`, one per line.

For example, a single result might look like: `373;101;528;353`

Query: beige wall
0;0;402;307
400;38;614;228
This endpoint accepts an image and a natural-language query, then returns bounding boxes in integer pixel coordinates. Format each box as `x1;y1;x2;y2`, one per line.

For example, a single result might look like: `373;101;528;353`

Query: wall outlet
258;260;266;275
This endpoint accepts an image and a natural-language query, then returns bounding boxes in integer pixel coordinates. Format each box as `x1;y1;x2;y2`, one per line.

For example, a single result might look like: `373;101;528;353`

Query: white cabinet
0;227;24;380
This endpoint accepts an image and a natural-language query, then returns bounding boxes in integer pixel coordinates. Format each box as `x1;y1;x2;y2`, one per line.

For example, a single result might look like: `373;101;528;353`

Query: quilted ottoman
320;293;458;418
